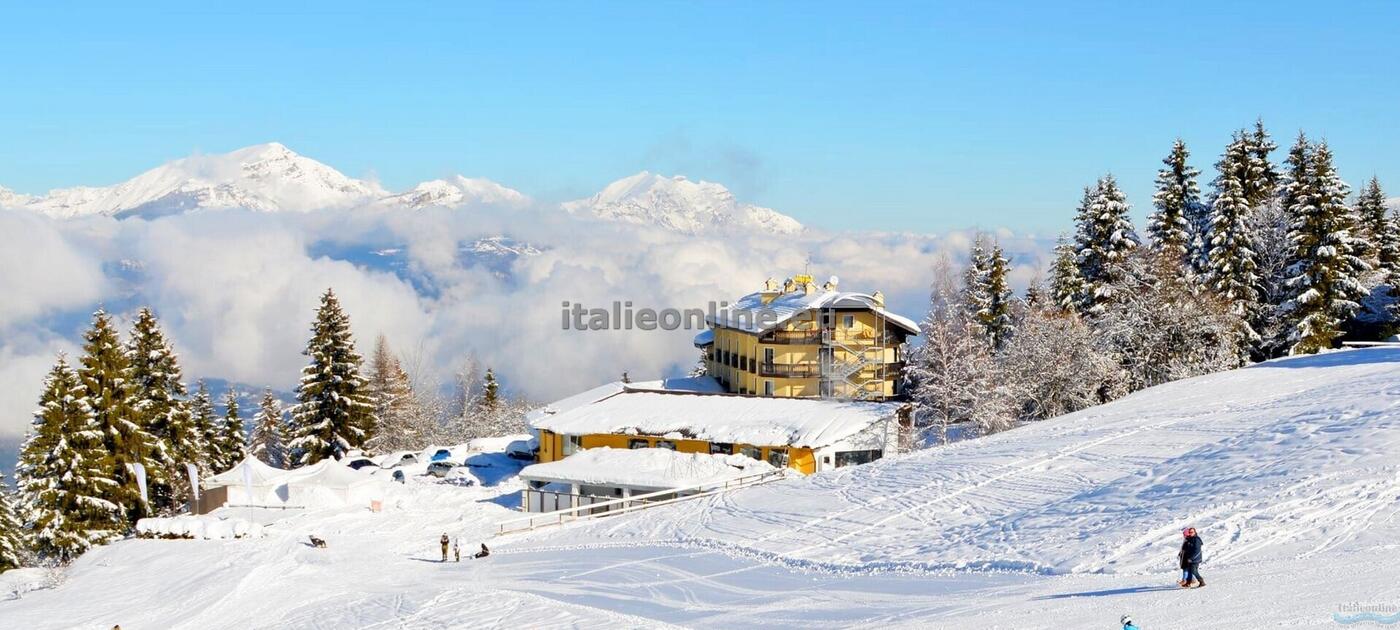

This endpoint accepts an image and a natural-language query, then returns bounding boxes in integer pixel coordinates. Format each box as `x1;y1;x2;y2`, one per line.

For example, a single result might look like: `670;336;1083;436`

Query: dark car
425;461;458;478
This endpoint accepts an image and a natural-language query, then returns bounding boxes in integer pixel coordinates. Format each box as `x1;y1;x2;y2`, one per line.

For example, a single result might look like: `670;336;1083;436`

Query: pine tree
1148;139;1201;272
189;380;220;472
216;390;246;469
125;308;195;514
15;355;123;562
0;473;29;572
1074;175;1139;313
1205;132;1263;343
248;389;287;469
78;309;158;527
1355;177;1398;281
480;369;500;413
1049;234;1085;313
960;236;992;318
1285;141;1370;353
287;289;374;466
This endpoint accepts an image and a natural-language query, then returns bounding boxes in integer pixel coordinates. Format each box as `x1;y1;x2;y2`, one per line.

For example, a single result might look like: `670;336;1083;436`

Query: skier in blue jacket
1120;614;1140;629
1177;527;1204;588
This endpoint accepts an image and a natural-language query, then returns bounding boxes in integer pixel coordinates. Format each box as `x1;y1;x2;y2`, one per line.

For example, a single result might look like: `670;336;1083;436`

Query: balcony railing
759;330;823;344
758;362;821;378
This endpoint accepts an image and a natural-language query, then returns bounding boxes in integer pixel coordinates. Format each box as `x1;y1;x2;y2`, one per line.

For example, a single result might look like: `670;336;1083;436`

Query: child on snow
1120;614;1139;629
453;539;460;562
1177;527;1205;588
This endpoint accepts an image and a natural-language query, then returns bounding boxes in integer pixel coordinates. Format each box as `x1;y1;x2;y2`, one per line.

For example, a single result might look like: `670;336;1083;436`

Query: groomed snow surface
5;349;1400;628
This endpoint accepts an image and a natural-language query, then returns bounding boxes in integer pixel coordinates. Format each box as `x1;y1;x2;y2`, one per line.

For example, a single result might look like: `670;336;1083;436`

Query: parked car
429;448;453;462
378;451;418;468
344;457;377;470
443;466;476;487
425;461;458;478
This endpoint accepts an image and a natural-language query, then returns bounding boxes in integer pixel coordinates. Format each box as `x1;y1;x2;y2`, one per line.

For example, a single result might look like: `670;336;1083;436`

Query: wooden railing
495;470;786;535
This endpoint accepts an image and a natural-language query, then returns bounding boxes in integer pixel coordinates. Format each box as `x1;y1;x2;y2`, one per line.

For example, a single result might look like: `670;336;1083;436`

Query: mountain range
0;143;804;234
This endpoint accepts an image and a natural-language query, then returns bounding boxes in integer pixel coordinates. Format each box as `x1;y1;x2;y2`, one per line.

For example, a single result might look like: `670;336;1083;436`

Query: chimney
760;277;781;304
822;275;840;292
871;290;885;307
782;277;798;294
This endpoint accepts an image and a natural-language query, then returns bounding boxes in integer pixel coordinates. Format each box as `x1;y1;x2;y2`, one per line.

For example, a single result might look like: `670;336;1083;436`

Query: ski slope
4;349;1400;628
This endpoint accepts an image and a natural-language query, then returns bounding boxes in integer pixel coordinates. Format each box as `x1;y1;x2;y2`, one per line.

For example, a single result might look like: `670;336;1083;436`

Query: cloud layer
0;203;1052;442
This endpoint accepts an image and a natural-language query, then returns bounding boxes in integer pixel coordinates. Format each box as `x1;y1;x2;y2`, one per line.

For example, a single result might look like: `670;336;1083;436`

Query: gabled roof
526;376;726;424
529;389;903;449
708;289;919;335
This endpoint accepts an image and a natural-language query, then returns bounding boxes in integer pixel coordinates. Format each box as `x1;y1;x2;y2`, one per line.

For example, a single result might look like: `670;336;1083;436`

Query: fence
496;470;785;535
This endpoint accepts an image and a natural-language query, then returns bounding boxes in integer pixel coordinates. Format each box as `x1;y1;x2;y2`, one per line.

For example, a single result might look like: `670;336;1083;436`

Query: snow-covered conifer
1074;175;1139;313
189;380;219;472
0;473;29;572
1355;177;1398;282
287;289;374;466
1148;139;1201;273
124;308;195;513
15;354;123;562
248;389;287;469
1284;141;1369;353
78;309;158;526
363;335;428;454
480;368;500;413
215;390;246;469
1205;132;1263;345
1048;234;1084;312
1242;119;1280;206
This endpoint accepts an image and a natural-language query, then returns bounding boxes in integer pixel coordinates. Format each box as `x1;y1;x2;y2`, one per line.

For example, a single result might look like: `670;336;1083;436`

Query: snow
135;515;264;540
530;389;903;449
381;175;529;209
563;171;804;235
525;376;725;425
518;447;777;490
6;349;1400;627
710;287;920;334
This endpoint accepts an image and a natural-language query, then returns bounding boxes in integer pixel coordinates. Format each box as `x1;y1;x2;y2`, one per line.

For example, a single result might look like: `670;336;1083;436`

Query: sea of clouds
0;201;1052;453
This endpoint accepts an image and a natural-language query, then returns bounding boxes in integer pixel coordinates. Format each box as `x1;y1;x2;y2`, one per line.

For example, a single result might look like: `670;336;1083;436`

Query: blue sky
1;1;1397;232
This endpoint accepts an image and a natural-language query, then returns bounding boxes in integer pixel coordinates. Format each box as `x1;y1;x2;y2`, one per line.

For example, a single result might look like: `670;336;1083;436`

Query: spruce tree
970;243;1014;349
15;354;123;562
0;473;29;572
960;236;992;318
1355;177;1397;280
1205;132;1263;343
125;308;195;513
1074;175;1139;313
1049;234;1085;313
1285;142;1369;353
1148;139;1201;272
287;289;374;466
480;369;500;413
248;389;287;469
1242;119;1280;206
217;390;246;469
78;309;158;526
189;380;220;472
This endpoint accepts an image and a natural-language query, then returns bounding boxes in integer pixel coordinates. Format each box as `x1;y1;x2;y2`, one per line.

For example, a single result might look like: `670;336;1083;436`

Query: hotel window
834;450;882;467
710;442;734;455
655;440;676;450
563;435;583;456
763;347;774;364
767;448;789;468
628;438;650;450
764;380;774;397
740;445;761;460
843;314;855;329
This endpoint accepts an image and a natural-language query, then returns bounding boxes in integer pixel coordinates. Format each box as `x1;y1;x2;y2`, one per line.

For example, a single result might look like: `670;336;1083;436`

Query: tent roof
205;457;290;487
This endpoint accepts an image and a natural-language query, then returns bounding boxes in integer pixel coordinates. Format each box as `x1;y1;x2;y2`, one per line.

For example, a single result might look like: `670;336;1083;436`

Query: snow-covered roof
525;376;725;424
530;390;903;449
284;459;379;489
519;447;777;490
205;457;290;488
708;288;919;335
693;329;714;347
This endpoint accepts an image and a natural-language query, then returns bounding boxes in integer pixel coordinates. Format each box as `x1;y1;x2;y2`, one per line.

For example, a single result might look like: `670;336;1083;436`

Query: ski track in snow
5;349;1400;628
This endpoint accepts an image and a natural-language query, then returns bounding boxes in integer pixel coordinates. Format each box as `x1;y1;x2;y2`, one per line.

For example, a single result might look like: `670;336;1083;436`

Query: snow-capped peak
0;185;34;209
11;143;388;219
564;171;804;235
384;175;529;209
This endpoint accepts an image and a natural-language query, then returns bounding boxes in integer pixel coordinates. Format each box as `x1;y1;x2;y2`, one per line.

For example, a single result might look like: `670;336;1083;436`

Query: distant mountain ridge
1;144;803;234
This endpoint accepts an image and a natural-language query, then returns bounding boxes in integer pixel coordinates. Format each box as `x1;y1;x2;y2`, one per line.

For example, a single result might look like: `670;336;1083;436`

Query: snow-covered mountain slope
2;144;527;218
564;171;804;235
16;143;388;218
10;350;1397;628
381;175;529;209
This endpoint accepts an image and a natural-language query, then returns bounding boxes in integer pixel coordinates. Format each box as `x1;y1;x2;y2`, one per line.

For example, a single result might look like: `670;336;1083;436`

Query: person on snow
453;539;461;562
1120;614;1139;630
473;543;490;559
1177;527;1204;588
440;533;450;562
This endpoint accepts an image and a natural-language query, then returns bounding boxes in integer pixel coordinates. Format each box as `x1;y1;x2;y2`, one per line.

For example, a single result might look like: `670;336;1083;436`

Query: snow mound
135;515;265;540
519;447;778;489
